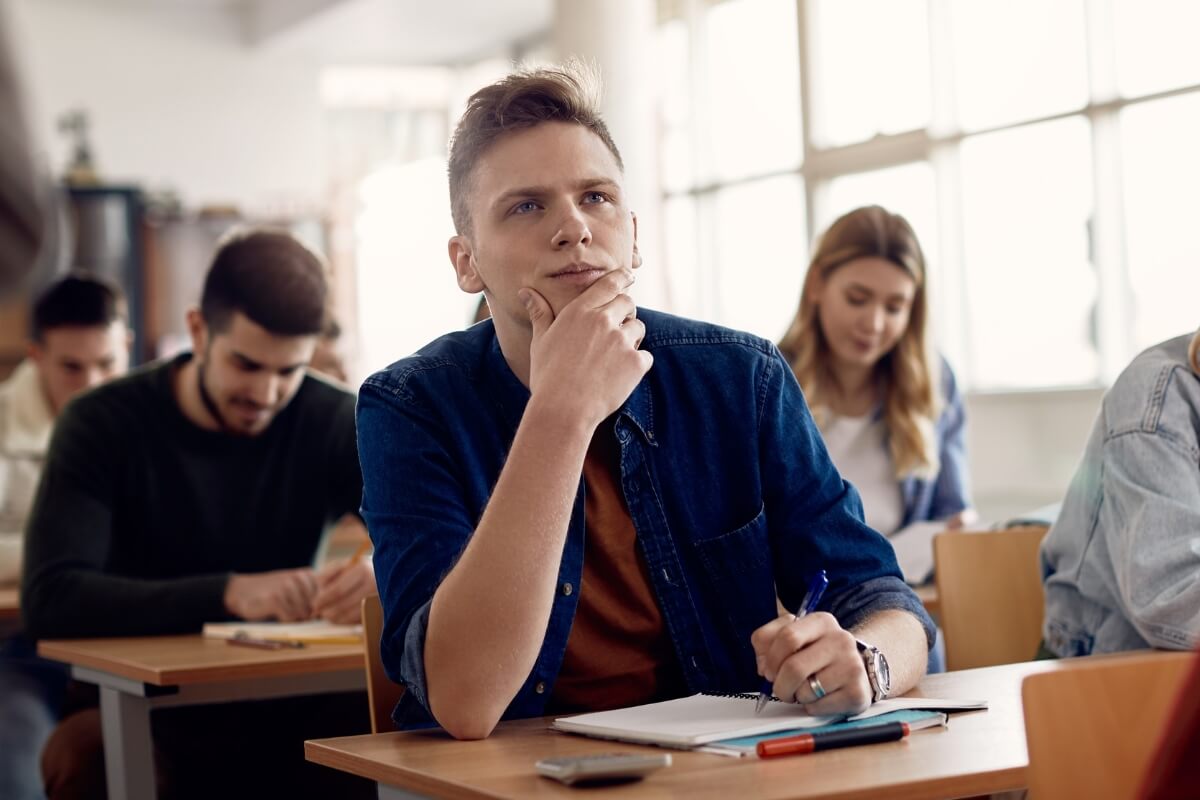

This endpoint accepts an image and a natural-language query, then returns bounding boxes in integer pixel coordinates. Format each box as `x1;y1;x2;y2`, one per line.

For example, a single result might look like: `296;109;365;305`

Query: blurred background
1;0;1198;520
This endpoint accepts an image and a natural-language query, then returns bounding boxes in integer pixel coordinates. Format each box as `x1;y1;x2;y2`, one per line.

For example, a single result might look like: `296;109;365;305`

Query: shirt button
535;681;546;694
560;582;574;596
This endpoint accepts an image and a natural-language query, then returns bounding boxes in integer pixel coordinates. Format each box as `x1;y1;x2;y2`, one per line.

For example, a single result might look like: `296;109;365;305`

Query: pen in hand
755;569;829;714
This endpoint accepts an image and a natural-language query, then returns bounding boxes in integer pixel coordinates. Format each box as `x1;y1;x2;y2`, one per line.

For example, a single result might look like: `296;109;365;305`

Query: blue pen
754;569;829;714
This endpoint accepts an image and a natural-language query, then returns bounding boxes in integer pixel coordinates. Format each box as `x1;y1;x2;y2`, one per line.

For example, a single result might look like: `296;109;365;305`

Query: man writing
357;63;934;740
23;230;374;799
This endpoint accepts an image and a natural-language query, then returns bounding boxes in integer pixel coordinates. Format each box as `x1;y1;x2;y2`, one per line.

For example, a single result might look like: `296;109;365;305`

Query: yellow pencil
348;537;372;564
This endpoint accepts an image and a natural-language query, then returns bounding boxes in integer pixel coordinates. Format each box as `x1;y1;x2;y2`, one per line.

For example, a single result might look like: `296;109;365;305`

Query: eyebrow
846;282;913;302
231;351;307;373
491;177;619;211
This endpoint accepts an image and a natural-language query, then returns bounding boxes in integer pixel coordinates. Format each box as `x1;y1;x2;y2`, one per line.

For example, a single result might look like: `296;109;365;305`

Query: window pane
657;18;694;193
661;194;702;320
808;0;931;147
1113;0;1200;98
1121;93;1200;352
820;162;940;278
712;176;806;339
703;0;802;181
950;0;1088;131
960;117;1098;388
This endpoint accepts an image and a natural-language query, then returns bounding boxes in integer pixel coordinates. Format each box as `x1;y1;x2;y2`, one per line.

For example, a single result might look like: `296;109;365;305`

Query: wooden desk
306;659;1064;800
39;635;366;800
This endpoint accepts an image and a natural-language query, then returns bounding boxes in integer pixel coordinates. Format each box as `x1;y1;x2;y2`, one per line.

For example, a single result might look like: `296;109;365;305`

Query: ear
185;307;208;356
26;341;42;365
630;211;642;270
449;235;485;294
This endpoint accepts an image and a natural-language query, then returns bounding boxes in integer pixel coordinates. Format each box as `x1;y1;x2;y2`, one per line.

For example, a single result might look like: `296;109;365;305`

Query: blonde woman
1040;327;1200;658
779;205;975;581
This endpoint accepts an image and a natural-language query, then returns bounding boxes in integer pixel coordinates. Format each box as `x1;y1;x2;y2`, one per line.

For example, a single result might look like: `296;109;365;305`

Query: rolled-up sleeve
758;348;937;648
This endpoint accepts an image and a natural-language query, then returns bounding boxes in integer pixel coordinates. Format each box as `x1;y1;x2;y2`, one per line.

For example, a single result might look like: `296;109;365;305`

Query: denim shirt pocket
692;505;776;671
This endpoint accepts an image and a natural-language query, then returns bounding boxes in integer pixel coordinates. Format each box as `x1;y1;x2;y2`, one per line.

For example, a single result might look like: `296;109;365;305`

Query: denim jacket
898;358;972;528
1041;333;1200;657
357;309;936;729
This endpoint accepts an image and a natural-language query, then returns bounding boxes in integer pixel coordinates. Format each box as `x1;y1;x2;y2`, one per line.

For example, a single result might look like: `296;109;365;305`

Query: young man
0;274;129;800
357;63;934;740
23;230;375;799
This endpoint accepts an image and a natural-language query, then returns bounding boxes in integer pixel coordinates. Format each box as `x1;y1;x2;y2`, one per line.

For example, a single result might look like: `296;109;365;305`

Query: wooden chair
361;594;405;733
933;525;1048;670
1023;651;1196;799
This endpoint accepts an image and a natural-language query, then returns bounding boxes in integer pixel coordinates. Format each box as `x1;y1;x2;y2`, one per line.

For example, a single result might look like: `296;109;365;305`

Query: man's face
30;321;130;414
450;122;638;330
191;311;317;436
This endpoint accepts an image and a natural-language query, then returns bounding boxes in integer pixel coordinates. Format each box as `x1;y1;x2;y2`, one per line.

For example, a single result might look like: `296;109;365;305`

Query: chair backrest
361;594;405;734
933;525;1048;670
1023;651;1196;800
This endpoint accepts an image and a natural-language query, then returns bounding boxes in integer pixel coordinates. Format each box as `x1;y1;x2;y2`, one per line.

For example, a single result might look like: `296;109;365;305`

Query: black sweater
21;354;362;638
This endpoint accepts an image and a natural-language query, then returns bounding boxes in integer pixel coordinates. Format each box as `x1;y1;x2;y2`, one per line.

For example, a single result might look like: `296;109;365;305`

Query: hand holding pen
754;570;829;713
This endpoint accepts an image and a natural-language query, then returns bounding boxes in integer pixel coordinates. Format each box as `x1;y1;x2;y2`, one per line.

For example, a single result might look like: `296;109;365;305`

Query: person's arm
753;348;933;715
1102;428;1200;650
929;358;974;524
21;400;228;637
424;271;648;739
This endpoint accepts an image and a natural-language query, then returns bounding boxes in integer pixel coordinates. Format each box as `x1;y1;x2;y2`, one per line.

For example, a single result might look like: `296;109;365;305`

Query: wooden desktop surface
307;659;1064;800
0;586;18;620
38;635;363;686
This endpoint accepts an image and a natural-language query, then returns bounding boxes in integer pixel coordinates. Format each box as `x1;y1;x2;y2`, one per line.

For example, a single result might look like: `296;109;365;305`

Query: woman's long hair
778;205;941;479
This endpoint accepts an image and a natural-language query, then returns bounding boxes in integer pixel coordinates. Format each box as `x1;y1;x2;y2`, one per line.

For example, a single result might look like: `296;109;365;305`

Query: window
659;0;1200;390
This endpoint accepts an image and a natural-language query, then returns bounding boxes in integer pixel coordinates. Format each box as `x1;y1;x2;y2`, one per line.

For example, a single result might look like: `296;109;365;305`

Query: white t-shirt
820;412;903;537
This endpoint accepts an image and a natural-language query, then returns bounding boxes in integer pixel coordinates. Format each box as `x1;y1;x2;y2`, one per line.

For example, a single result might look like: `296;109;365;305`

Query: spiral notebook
552;692;986;748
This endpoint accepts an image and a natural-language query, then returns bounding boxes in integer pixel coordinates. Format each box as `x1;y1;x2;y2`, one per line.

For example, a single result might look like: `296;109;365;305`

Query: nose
249;372;282;407
80;366;105;390
860;305;886;334
551;205;591;250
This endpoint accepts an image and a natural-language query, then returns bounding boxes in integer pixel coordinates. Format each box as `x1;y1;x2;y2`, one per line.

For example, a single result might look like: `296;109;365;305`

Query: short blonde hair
779;206;941;479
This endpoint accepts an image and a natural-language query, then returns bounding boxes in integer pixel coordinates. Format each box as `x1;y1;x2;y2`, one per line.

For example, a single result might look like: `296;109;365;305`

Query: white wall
10;0;327;214
964;387;1103;523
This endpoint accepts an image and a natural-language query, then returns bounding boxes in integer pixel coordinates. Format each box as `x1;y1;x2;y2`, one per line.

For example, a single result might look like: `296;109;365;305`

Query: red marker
756;721;910;758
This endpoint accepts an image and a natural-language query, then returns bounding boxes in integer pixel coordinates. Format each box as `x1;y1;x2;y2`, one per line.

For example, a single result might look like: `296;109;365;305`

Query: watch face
876;651;891;695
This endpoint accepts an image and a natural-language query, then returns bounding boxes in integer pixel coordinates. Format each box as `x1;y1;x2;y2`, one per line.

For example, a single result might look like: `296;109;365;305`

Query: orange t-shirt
547;431;686;714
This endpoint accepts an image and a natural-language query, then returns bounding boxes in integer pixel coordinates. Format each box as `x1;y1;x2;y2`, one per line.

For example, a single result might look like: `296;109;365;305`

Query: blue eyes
509;192;610;216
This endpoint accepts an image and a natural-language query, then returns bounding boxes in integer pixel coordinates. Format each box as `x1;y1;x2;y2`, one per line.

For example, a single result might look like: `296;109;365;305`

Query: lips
549;263;606;278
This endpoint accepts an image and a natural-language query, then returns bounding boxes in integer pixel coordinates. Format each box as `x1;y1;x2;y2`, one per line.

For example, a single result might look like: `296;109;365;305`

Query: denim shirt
357;309;936;729
1041;334;1200;657
898;358;972;528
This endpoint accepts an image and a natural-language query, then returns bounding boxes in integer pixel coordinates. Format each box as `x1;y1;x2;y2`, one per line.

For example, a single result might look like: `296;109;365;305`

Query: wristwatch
856;639;891;703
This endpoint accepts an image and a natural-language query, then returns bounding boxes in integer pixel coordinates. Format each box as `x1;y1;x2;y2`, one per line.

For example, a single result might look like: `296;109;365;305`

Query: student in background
23;230;375;800
1040;328;1200;658
357;63;934;740
778;206;974;576
0;275;128;800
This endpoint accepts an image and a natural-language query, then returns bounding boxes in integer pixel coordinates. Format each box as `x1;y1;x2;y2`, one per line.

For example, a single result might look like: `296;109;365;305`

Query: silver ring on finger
808;675;827;700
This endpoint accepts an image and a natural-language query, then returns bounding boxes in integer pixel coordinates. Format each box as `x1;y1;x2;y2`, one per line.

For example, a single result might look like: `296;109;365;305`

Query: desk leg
98;686;157;800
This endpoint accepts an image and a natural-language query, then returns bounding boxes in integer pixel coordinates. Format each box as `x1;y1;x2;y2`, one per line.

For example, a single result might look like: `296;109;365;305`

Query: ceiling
45;0;554;65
